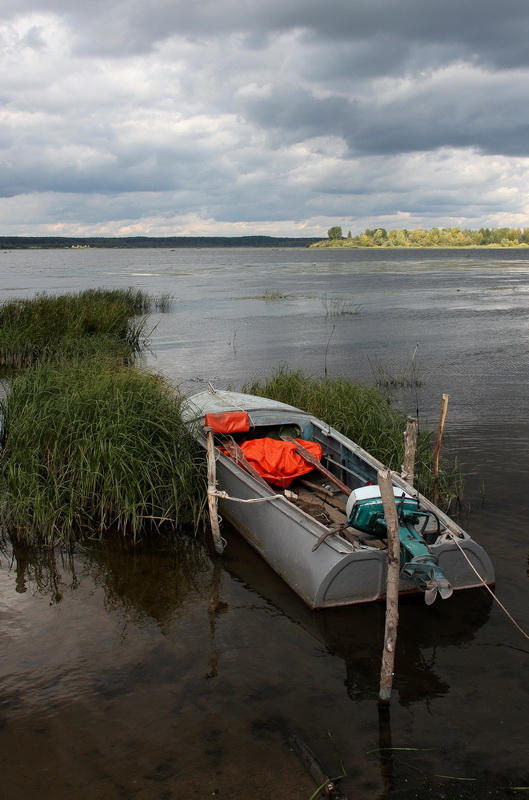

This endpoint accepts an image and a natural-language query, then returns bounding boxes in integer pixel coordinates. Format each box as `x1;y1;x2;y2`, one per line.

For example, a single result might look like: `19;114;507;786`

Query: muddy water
0;247;528;798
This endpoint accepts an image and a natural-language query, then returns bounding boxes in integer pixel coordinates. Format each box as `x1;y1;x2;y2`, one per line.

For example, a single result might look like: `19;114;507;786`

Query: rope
448;533;529;642
208;489;285;504
206;384;245;412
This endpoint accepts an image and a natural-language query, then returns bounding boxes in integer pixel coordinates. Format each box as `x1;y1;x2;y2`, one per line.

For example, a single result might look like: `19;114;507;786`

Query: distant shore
309;242;529;249
310;225;529;249
0;235;320;250
2;234;529;251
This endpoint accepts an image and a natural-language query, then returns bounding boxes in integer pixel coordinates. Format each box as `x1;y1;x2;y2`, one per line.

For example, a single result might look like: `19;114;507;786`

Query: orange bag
204;411;251;434
238;437;322;487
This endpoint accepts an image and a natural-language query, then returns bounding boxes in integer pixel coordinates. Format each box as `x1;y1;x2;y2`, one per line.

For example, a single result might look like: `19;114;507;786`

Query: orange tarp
237;437;322;487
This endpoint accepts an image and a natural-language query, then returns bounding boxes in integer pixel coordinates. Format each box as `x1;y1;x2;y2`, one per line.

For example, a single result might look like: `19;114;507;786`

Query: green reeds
0;288;171;367
244;368;461;508
0;358;206;542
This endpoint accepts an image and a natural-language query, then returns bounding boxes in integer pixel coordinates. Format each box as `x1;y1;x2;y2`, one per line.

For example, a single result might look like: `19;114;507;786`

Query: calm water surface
0;248;528;799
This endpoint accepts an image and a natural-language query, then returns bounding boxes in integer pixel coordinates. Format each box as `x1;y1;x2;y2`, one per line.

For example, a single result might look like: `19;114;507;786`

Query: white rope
448;533;529;642
208;489;285;504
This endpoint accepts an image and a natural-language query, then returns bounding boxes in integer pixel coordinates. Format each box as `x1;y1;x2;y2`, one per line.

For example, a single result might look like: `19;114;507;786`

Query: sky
2;0;529;238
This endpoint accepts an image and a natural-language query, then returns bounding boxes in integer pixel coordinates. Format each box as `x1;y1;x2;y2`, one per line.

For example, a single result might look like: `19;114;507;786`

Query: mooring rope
448;533;529;642
208;489;285;504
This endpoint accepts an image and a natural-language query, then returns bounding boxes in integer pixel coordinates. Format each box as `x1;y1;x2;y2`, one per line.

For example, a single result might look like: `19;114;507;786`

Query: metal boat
183;387;495;609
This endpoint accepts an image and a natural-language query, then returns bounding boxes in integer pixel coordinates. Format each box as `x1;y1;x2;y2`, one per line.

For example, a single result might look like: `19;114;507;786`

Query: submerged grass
243;368;461;509
371;356;424;388
0;357;206;543
320;293;362;315
0;288;172;367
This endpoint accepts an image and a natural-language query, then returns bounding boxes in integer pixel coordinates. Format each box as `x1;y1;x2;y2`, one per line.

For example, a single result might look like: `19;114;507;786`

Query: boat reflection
220;528;493;706
4;525;493;708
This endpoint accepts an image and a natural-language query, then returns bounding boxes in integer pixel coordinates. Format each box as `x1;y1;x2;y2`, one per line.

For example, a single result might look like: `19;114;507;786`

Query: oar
281;436;350;495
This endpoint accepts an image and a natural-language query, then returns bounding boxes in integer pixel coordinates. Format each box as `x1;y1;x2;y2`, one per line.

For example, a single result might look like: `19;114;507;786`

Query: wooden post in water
433;394;450;506
378;468;400;708
205;428;225;554
401;416;418;487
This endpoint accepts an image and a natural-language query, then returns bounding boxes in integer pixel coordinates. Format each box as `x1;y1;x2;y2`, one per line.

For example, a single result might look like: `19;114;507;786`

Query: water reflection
4;531;211;623
82;535;210;624
220;529;492;706
7;525;491;710
7;538;80;602
0;532;215;731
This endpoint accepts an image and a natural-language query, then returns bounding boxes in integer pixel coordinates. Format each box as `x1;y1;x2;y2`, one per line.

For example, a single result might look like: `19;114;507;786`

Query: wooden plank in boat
281;436;351;495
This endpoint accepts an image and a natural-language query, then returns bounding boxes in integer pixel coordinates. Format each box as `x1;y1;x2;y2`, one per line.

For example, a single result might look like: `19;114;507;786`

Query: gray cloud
1;0;529;235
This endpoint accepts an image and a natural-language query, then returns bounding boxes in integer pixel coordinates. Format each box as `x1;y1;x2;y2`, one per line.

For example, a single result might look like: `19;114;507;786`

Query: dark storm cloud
5;0;529;69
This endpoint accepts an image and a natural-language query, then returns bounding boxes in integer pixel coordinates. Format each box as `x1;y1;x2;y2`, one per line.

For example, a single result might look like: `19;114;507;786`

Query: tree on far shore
312;225;529;248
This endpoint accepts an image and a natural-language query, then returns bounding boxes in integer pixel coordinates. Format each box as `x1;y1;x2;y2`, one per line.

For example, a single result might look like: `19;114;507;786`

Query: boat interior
205;410;443;551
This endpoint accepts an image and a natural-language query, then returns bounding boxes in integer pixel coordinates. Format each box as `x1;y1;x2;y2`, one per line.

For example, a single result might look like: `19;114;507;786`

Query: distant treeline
0;235;320;250
312;226;529;248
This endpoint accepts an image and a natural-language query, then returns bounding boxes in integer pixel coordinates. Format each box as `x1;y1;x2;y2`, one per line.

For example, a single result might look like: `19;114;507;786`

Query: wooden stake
205;428;225;554
433;394;450;475
401;416;418;487
377;469;400;708
432;394;449;506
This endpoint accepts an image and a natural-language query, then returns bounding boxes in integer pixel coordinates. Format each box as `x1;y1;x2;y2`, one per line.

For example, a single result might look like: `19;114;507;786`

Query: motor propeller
401;558;454;604
424;576;453;605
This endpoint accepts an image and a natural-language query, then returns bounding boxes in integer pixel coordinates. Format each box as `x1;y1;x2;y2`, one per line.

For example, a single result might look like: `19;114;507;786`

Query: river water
0;247;528;799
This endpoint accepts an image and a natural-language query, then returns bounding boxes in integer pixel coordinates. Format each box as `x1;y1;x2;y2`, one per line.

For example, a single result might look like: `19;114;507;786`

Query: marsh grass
372;356;425;388
244;368;461;509
320;294;362;316
0;358;206;542
0;288;172;367
258;290;292;300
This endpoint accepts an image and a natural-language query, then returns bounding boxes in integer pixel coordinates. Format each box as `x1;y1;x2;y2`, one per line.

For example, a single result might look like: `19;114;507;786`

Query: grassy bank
0;288;171;367
0;358;206;542
244;369;460;508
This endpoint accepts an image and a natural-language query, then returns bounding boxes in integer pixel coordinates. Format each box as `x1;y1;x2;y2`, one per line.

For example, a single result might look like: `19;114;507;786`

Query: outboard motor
346;486;453;604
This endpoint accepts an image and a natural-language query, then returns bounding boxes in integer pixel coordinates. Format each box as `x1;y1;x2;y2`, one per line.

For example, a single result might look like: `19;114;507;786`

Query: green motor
346;485;453;604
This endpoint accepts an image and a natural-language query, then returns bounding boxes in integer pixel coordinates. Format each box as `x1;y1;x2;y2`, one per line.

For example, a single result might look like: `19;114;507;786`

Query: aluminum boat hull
184;389;495;609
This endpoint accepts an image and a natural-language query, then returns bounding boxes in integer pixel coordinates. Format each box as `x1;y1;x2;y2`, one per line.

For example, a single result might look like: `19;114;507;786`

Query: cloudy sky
2;0;529;237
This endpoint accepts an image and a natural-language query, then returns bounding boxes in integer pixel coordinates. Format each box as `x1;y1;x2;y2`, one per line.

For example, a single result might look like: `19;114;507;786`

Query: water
1;247;528;798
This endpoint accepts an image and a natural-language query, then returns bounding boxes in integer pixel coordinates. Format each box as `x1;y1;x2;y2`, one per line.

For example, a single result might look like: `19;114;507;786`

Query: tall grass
243;369;461;508
0;288;172;367
0;358;206;542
